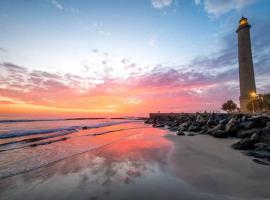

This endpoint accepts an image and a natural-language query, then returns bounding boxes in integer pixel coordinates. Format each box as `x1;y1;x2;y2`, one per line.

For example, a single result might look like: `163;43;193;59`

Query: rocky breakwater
145;113;270;166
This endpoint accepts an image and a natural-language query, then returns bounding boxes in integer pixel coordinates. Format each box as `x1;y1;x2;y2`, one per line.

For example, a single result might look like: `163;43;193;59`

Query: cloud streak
151;0;173;9
51;0;63;10
195;0;256;16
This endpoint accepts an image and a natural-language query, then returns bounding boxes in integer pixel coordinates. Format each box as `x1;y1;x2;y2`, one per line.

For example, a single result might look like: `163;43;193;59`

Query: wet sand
0;124;270;200
166;133;270;200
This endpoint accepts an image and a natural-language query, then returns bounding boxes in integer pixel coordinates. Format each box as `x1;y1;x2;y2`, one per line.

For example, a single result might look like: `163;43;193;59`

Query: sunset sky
0;0;270;118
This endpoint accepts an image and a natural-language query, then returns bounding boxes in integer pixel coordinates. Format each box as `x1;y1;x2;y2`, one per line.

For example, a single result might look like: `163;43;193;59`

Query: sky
0;0;270;118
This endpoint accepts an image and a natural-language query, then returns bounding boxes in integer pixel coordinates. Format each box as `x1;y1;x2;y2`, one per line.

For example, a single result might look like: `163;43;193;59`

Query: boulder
248;115;269;128
236;128;260;138
207;124;224;135
153;123;165;128
231;138;256;150
186;132;196;136
188;124;202;132
212;130;228;138
250;132;260;141
260;127;270;144
252;159;270;166
196;115;206;125
239;121;254;129
179;121;191;128
219;119;228;125
176;130;185;136
254;143;270;152
206;119;218;128
225;121;240;136
169;126;178;132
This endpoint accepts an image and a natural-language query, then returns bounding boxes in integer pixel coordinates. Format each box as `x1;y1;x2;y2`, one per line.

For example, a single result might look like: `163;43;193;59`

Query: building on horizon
236;17;256;112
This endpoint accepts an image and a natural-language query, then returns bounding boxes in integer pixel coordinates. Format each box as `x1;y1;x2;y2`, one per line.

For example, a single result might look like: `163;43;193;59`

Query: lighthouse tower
236;17;256;112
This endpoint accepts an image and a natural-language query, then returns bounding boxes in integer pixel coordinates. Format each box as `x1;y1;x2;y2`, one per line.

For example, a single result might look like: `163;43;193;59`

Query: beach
0;119;270;200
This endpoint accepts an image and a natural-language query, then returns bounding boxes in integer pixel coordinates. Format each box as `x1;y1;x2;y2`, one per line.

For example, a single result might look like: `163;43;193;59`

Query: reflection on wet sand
0;127;176;200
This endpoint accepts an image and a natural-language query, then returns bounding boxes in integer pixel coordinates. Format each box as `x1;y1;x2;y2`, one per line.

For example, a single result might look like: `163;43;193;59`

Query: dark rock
219;119;228;125
188;124;202;132
225;120;240;136
255;143;270;151
176;131;185;136
239;121;254;129
196;115;206;125
248;116;269;128
266;122;270;128
231;138;256;150
186;132;196;136
207;124;224;135
245;150;270;159
197;130;207;135
212;130;228;138
206;119;218;128
179;121;191;128
236;128;260;138
252;159;270;166
250;132;260;141
153;123;165;128
169;126;178;132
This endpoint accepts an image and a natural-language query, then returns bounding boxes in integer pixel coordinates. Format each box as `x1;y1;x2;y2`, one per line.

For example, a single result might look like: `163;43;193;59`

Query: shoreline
145;113;270;165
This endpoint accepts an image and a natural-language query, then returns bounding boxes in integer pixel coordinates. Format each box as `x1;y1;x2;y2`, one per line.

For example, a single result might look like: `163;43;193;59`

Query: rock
212;130;228;138
207;124;224;135
266;122;270;128
169;126;178;132
248;116;269;128
261;127;270;136
239;121;254;129
206;119;218;128
255;143;270;151
176;131;185;136
179;121;191;128
237;128;260;138
252;159;270;166
144;119;153;124
197;130;207;135
241;115;247;122
188;124;202;132
231;138;256;150
259;127;270;144
250;132;260;141
219;119;228;125
245;150;270;159
225;121;240;136
153;123;165;128
196;115;206;125
186;132;196;136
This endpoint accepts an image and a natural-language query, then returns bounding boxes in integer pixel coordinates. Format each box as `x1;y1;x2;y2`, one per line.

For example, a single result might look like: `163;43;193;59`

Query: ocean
0;118;147;179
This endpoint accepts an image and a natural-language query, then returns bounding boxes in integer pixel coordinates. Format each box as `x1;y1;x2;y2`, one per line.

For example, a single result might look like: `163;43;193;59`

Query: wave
0;126;147;153
0;118;107;123
0;120;137;139
0;127;79;139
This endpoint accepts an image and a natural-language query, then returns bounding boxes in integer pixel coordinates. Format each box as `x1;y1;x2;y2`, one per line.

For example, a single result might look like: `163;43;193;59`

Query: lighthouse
236;17;256;112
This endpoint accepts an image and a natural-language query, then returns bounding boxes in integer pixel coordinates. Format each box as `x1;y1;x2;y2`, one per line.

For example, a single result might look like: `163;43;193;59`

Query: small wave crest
0;120;136;139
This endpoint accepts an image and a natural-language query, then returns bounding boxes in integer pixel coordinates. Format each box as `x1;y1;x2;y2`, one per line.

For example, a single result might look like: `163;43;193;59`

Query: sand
166;133;270;199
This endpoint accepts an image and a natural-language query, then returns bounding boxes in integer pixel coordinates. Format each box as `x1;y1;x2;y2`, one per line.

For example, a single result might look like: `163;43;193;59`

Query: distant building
237;17;256;112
